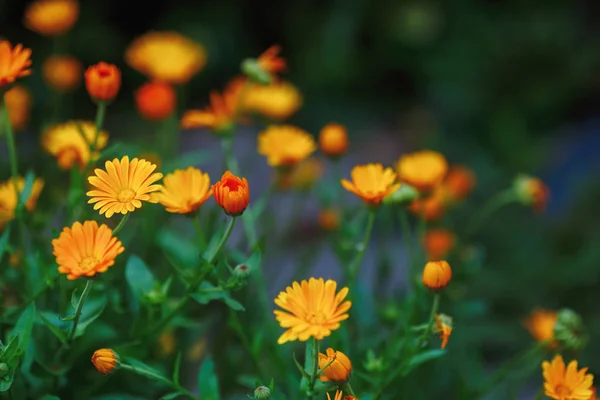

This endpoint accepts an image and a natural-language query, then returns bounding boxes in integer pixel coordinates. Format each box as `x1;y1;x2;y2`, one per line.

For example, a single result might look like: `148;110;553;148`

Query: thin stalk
1;95;20;196
417;293;440;348
348;209;377;282
307;338;320;400
67;279;94;343
466;190;518;237
120;364;196;399
343;383;357;397
111;213;129;236
91;101;107;151
398;209;414;286
192;213;207;249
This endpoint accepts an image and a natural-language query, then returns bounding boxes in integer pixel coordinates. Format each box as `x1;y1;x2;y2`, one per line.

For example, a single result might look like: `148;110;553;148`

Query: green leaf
0;335;19;364
162;150;212;174
74;294;107;338
18;171;36;208
12;303;36;357
123;357;169;381
38;312;68;346
38;396;61;400
25;253;45;295
0;368;15;392
190;282;245;311
197;356;220;400
0;304;35;392
157;229;201;269
159;392;188;400
292;353;311;380
172;352;182;386
402;348;446;376
125;255;155;311
0;225;10;265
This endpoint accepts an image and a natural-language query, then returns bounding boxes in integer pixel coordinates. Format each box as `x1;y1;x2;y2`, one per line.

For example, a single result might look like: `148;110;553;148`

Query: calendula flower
444;165;476;201
135;81;176;121
42;121;108;170
319;123;349;158
424;228;456;261
408;186;448;221
258;125;316;167
0;41;32;90
341;163;401;205
42;54;82;92
397;150;448;192
23;0;78;36
52;220;125;280
327;391;343;400
0;177;44;229
434;314;453;349
278;157;324;190
157;167;212;214
524;309;558;345
4;85;32;130
244;80;301;120
213;171;250;216
514;174;550;213
274;277;351;344
85;62;121;102
91;348;120;374
125;31;206;84
542;354;594;400
318;348;352;383
318;209;341;231
422;260;452;290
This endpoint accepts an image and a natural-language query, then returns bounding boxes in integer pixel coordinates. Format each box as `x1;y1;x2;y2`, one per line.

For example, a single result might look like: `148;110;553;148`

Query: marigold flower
397;150;448;192
514;174;550;213
524;309;558;345
422;260;452;290
434;314;453;349
542;354;594;400
42;55;82;92
408;186;447;221
278;158;324;190
319;123;349;158
424;228;455;261
135;81;176;121
274;277;351;344
213;171;250;216
0;41;32;90
258;125;316;167
318;209;340;231
52;221;124;280
157;167;212;214
125;31;206;84
42;121;108;170
4;85;32;130
341;163;400;205
24;0;78;36
85;62;121;102
318;348;352;383
91;348;120;374
0;177;44;230
244;81;301;121
327;391;343;400
444;165;476;201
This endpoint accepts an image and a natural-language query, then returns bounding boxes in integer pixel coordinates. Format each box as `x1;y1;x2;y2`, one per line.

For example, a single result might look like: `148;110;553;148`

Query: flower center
118;189;135;203
98;68;111;78
554;384;571;396
79;256;99;272
224;179;241;192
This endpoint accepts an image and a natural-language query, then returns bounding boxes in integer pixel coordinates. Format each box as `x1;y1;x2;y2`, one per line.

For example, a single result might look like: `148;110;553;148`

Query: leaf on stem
198;356;220;400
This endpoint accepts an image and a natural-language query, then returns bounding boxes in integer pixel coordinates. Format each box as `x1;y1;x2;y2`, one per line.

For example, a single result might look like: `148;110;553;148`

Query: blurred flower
213;171;250;216
4;85;32;130
9;250;23;268
254;386;271;400
318;209;340;232
424;228;455;260
91;348;120;374
513;174;550;213
408;186;447;222
318;348;352;383
319;123;349;158
186;338;207;362
135;81;176;121
23;0;79;36
158;331;176;356
0;41;32;90
443;165;476;201
0;176;44;229
274;277;351;344
244;81;301;121
42;55;82;92
542;354;593;400
341;163;400;205
397;150;448;192
554;309;588;352
52;221;124;280
85;62;121;103
125;31;206;84
87;156;163;218
524;309;558;345
242;45;286;85
157;167;212;214
42;121;108;170
258;125;316;167
434;314;453;349
278;157;324;191
327;391;343;400
422;260;452;290
589;387;598;400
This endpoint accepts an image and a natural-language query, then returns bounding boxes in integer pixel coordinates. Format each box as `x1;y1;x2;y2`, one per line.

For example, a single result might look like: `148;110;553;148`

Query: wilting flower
87;156;163;218
514;174;550;213
52;220;125;280
397;150;448;192
157;167;212;214
278;157;324;191
244;81;301;120
0;177;44;229
422;260;452;290
327;391;343;400
319;123;349;158
341;163;400;205
444;165;476;201
42;55;82;92
23;0;79;36
242;45;286;84
258;125;316;167
0;41;32;90
135;81;176;121
274;277;351;344
42;121;108;170
318;348;352;383
542;354;594;400
424;228;456;260
4;85;32;130
91;348;120;374
125;31;206;84
318;209;341;231
213;171;250;216
85;62;121;102
408;186;448;221
434;314;453;349
524;309;558;345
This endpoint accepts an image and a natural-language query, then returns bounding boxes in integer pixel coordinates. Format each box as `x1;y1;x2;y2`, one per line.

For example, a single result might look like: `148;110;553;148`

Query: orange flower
157;167;212;214
397;150;448;192
424;229;456;260
91;348;120;374
42;55;82;92
422;260;452;290
319;123;349;158
23;0;78;36
408;186;448;222
135;81;176;121
327;391;343;400
589;387;598;400
213;171;250;216
52;220;125;280
434;314;453;349
258;125;316;167
0;177;44;230
444;165;476;201
0;41;32;90
318;209;340;231
341;163;400;205
243;80;301;120
257;45;286;76
42;121;108;170
514;175;550;213
542;354;594;400
85;62;121;102
524;309;558;345
4;85;32;130
318;348;352;383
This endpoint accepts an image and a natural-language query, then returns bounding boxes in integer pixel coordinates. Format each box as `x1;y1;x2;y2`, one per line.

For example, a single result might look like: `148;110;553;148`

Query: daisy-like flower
41;121;108;170
0;176;44;229
397;150;448;192
23;0;79;36
340;163;400;205
52;220;125;280
4;85;32;130
244;80;301;120
273;277;351;344
0;41;32;90
87;156;163;218
258;125;316;167
524;309;558;345
542;354;594;400
157;167;212;214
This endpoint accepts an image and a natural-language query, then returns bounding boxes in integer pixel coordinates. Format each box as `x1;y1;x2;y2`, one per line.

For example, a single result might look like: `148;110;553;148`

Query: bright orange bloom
0;41;32;90
524;309;558;345
23;0;78;36
157;167;212;214
424;229;456;260
0;177;44;230
257;45;286;76
274;277;351;344
42;55;82;92
213;171;250;216
318;348;352;383
319;123;349;158
408;186;448;222
42;121;108;170
514;175;550;213
91;348;120;374
341;163;400;205
52;221;125;280
85;62;121;102
434;314;453;349
397;150;448;192
4;85;32;130
542;354;594;400
327;391;343;400
87;156;163;218
258;125;316;167
589;387;598;400
244;80;301;120
135;81;176;121
444;165;476;201
422;260;452;290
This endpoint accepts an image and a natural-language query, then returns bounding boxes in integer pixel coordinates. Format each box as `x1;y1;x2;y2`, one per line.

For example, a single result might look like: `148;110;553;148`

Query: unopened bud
0;363;9;378
234;264;251;279
554;308;588;351
254;385;271;400
241;59;271;85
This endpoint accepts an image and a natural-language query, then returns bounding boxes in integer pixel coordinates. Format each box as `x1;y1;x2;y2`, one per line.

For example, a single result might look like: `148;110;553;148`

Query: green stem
398;209;414;285
466;190;518;237
120;364;196;399
533;386;545;400
111;213;129;236
67;279;94;343
343;383;356;397
192;213;207;249
307;338;320;400
1;95;20;198
91;101;107;152
348;209;377;282
417;293;440;348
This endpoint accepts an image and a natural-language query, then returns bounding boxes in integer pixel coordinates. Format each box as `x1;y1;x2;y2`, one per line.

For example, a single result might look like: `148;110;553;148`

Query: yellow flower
273;277;351;344
258;125;316;167
524;309;558;345
340;163;400;205
125;31;206;84
41;121;108;170
327;391;343;400
244;81;301;120
91;348;120;374
23;0;79;36
157;167;212;214
422;260;452;290
4;85;32;130
397;150;448;192
42;54;82;92
542;354;594;400
434;314;453;349
318;348;352;383
0;177;44;229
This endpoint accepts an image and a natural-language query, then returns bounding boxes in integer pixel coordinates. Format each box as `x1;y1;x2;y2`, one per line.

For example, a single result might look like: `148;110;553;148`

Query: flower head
42;55;82;92
4;85;32;130
125;31;206;84
0;177;44;229
422;260;452;290
318;348;352;383
85;62;121;102
213;171;250;216
319;123;349;158
318;209;341;231
244;81;301;121
52;220;125;280
542;354;594;400
444;165;476;201
91;348;120;374
135;81;176;121
24;0;79;36
524;309;558;345
434;314;453;349
0;41;32;90
424;229;456;261
157;167;212;214
87;156;163;218
341;163;400;205
258;125;316;167
397;150;448;192
514;174;550;213
327;391;343;400
42;121;108;170
274;277;351;344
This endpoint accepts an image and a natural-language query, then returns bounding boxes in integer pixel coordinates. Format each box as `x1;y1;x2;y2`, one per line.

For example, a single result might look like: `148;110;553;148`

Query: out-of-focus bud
382;183;419;205
254;386;271;400
422;260;452;291
554;308;588;351
513;174;550;213
234;264;251;279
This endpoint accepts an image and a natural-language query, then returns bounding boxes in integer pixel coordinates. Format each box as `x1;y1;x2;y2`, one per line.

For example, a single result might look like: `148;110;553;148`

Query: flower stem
67;279;94;343
398;208;414;285
1;95;20;198
306;338;320;400
343;383;356;397
417;293;440;348
466;189;518;237
348;209;377;282
205;216;236;269
111;213;129;236
120;363;196;399
91;101;106;152
192;213;207;249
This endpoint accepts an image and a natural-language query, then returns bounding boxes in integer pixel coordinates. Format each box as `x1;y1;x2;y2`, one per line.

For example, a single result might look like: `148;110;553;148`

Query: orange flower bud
444;165;476;201
42;55;82;92
422;260;452;290
423;229;455;261
318;348;352;383
408;187;448;222
514;175;550;213
524;309;558;345
135;81;176;121
4;85;32;130
213;171;250;216
85;62;121;102
319;123;349;158
91;348;119;374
